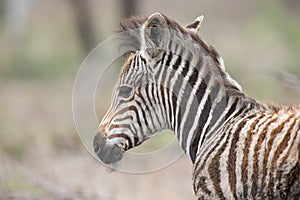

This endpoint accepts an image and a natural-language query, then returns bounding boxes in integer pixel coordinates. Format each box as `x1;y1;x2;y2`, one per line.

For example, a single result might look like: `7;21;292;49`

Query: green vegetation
6;180;45;197
248;0;300;71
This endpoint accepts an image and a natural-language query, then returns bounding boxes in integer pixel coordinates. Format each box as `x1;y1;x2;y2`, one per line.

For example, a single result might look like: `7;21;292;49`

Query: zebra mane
117;16;147;54
116;14;244;97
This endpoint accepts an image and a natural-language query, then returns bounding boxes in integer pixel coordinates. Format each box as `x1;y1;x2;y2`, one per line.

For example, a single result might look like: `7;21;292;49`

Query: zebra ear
142;13;168;59
186;15;204;34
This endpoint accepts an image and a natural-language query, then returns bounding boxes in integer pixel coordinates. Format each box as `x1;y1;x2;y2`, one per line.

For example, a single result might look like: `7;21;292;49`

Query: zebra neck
178;93;264;163
154;50;259;163
170;68;262;163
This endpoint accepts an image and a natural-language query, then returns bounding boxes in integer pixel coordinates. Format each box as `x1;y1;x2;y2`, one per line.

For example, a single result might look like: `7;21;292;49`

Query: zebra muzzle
93;131;124;164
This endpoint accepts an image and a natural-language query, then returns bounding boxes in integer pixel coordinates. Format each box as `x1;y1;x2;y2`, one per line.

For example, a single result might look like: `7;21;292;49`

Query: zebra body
93;13;300;199
194;106;300;199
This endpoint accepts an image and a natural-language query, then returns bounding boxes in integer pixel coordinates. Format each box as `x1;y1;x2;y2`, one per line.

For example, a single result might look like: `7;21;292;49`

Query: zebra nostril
93;131;106;153
94;143;100;154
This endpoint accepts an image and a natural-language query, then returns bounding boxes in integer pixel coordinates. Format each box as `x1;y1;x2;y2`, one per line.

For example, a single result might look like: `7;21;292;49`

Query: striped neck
151;47;259;163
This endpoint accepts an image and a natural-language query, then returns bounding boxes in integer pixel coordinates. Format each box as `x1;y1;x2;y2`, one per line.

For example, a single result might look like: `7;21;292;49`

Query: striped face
94;13;205;164
94;51;169;164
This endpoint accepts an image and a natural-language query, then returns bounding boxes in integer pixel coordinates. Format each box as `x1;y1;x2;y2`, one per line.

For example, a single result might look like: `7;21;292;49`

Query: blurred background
0;0;300;199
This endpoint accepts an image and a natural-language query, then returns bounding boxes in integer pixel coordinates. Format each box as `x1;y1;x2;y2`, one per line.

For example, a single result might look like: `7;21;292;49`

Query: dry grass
0;144;194;200
0;80;195;199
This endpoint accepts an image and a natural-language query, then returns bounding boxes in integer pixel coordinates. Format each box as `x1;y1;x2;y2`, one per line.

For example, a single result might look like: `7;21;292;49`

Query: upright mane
116;14;246;98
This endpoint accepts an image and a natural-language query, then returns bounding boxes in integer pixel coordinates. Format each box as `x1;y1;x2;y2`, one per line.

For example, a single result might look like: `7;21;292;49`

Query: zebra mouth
93;132;124;164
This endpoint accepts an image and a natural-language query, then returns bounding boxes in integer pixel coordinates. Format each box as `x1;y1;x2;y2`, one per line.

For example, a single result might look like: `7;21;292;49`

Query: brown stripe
261;113;295;196
111;105;136;118
194;176;211;196
107;133;132;149
268;116;296;195
196;103;241;173
251;115;278;197
208;126;234;199
195;130;227;180
276;120;300;187
108;123;133;134
228;114;256;199
279;124;300;168
194;132;227;193
241;114;266;198
278;121;300;168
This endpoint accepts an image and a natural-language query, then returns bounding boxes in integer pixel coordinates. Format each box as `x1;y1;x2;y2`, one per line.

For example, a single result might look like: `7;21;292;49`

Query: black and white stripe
96;13;300;199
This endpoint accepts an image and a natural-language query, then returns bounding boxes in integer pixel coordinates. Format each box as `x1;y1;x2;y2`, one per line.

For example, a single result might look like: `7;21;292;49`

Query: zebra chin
93;132;124;164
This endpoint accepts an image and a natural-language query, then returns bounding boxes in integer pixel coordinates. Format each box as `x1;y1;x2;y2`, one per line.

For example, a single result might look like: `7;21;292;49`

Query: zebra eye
119;85;133;98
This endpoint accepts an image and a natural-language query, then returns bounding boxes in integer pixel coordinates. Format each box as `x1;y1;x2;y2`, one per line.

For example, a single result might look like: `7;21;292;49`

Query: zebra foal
93;13;300;199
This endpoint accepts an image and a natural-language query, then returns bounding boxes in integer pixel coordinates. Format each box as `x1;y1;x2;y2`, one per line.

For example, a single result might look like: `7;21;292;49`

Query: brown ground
0;147;194;199
0;80;195;199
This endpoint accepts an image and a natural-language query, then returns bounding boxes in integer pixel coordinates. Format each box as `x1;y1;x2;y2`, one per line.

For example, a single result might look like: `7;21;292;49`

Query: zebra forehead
120;53;135;77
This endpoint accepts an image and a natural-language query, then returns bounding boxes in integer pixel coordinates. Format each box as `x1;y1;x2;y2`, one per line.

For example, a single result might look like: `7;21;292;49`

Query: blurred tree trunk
0;0;5;23
3;0;33;40
70;0;96;55
121;0;138;18
282;0;300;7
281;0;300;15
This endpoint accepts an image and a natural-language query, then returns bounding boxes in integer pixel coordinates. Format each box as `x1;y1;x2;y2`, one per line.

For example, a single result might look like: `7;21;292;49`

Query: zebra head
94;13;205;164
